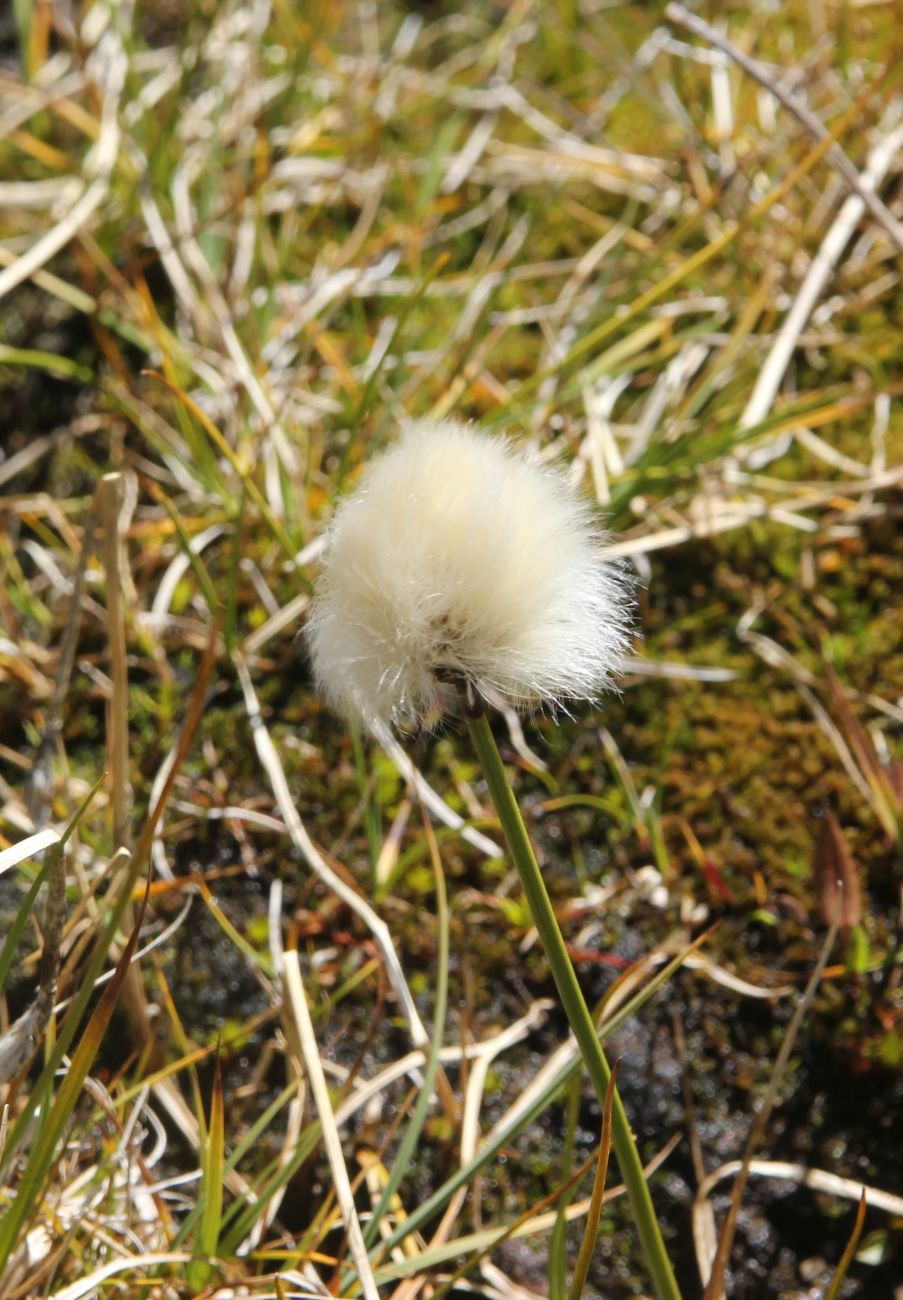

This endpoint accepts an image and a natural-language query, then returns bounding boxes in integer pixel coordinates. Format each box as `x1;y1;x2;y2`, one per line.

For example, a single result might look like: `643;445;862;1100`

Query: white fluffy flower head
308;420;633;730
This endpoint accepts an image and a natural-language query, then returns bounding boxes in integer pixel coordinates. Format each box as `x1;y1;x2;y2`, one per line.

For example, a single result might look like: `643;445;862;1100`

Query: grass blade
0;875;150;1273
824;1189;867;1300
187;1052;225;1290
282;951;380;1300
569;1059;620;1300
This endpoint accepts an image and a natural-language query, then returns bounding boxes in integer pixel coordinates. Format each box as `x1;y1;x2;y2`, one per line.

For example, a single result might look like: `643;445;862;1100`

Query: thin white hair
307;419;633;730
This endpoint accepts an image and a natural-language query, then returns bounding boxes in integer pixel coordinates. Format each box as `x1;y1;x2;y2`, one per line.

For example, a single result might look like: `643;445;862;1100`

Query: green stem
466;712;680;1300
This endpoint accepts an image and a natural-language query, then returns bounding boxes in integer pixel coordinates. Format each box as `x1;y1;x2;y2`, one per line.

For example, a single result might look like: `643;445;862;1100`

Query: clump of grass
1;0;902;1296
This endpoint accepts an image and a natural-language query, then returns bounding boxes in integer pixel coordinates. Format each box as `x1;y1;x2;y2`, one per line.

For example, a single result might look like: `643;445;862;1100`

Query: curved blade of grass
0;829;61;878
147;483;223;624
824;1189;867;1300
283;952;380;1300
569;1059;619;1300
0;837;61;996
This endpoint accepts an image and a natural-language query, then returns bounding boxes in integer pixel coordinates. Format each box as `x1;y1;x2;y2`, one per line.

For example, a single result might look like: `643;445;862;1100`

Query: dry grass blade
0;779;102;1087
0;829;59;875
825;668;902;844
665;4;903;254
374;724;502;860
375;932;712;1272
741;121;903;433
234;653;429;1048
824;1189;867;1300
282;949;380;1300
48;1252;193;1300
332;1001;550;1134
888;759;903;808
365;804;450;1259
142;370;297;560
95;471;155;1058
94;473;131;852
568;1058;620;1300
0;25;125;303
694;1157;903;1295
737;608;878;809
426;1135;617;1300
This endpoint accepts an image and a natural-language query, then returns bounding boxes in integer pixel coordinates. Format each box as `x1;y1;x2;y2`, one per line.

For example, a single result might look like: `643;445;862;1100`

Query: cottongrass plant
310;419;680;1300
308;420;631;729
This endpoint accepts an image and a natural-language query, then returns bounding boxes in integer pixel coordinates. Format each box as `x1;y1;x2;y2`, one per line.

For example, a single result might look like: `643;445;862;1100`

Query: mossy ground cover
1;1;902;1296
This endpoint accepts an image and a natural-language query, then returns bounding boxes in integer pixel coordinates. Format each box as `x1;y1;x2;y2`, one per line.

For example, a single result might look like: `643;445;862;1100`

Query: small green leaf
845;924;870;975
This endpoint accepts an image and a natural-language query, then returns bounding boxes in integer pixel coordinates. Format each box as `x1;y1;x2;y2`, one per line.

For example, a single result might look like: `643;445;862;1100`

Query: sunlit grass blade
0;345;93;384
349;253;450;438
0;625;215;1248
187;1052;225;1290
0;838;59;997
282;952;380;1300
165;1079;302;1256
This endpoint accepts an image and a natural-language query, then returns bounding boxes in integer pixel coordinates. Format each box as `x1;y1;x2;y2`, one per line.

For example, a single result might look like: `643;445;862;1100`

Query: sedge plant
308;419;680;1300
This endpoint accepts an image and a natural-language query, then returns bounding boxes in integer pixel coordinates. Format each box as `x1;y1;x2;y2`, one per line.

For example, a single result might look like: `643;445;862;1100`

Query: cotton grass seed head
308;419;633;731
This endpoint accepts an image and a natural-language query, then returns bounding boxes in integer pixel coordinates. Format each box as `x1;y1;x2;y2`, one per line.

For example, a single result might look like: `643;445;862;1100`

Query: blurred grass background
0;0;902;1296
